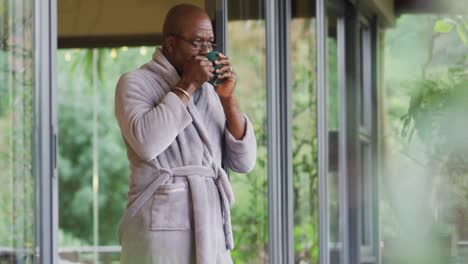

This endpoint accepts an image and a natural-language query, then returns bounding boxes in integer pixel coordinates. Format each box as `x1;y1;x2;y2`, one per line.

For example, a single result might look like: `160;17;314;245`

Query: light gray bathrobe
114;48;257;264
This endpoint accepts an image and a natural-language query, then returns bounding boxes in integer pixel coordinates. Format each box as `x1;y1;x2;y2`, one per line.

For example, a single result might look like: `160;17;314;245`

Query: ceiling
57;0;464;48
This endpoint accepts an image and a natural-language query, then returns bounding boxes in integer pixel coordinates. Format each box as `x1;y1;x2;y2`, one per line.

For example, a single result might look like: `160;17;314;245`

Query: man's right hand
178;56;214;91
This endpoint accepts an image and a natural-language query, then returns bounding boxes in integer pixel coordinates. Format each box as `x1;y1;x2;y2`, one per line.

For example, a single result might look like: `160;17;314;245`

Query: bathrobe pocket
150;182;191;231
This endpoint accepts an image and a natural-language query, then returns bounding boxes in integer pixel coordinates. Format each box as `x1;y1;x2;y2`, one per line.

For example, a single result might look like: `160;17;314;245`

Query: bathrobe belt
117;164;235;263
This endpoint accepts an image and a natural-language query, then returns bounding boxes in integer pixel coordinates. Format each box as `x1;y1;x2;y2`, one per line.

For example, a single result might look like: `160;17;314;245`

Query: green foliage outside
57;47;136;246
227;21;269;263
382;14;468;263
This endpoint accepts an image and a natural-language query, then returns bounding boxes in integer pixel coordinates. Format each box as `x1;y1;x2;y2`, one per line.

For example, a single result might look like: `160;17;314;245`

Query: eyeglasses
170;34;217;51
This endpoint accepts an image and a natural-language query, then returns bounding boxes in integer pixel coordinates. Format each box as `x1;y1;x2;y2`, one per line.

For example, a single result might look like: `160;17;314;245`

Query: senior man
114;4;257;264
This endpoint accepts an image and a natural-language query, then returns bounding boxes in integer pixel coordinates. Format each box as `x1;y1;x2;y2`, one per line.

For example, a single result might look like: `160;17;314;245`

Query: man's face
169;15;214;73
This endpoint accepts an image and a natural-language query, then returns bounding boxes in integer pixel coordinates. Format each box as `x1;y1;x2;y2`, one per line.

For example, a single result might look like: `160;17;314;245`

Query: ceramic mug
205;50;226;86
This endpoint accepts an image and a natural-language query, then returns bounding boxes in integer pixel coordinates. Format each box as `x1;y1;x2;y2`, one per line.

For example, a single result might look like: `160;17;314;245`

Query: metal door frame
34;0;58;262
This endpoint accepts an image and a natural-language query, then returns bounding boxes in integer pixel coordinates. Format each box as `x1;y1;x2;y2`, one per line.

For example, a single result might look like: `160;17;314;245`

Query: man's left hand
213;53;236;100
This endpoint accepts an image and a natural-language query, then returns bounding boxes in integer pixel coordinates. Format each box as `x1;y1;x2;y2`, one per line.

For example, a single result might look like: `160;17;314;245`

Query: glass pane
57;47;144;262
382;13;468;264
228;1;268;262
291;2;318;262
0;0;36;262
327;13;341;264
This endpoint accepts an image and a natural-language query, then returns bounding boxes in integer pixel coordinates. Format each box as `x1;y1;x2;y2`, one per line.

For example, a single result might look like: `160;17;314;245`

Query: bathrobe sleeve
114;71;192;161
223;115;257;173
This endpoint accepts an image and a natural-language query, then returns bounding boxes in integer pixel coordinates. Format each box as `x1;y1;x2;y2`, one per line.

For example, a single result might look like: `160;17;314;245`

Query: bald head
161;4;214;73
162;4;211;37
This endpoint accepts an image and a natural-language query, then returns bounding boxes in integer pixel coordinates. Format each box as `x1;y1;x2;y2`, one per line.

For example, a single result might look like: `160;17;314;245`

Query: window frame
265;0;294;263
35;0;58;262
340;4;380;264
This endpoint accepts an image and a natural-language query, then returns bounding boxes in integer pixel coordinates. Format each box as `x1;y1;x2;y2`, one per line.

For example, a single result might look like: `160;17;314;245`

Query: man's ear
164;36;175;52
